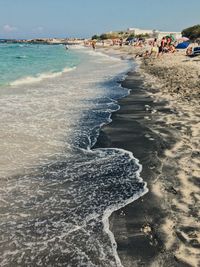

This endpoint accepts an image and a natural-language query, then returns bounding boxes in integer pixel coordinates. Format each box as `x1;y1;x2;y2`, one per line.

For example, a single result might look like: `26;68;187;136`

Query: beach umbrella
177;37;190;42
170;34;176;41
176;41;190;49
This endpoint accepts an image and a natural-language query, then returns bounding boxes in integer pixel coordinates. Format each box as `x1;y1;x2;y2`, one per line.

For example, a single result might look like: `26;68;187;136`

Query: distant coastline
0;38;85;45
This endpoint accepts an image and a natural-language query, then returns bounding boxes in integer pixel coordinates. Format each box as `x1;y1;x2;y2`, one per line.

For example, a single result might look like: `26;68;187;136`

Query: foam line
10;66;76;86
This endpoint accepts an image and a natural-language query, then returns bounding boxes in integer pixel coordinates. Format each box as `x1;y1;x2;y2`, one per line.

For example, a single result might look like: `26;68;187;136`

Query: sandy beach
0;40;199;266
95;46;200;266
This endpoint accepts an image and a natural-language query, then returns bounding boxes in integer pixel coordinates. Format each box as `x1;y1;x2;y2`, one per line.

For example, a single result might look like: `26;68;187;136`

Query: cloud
3;24;17;33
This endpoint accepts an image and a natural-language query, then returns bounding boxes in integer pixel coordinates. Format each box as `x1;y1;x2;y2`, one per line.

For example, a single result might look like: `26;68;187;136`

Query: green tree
99;33;119;40
182;25;200;40
127;33;135;38
135;33;150;38
99;33;109;40
91;35;100;40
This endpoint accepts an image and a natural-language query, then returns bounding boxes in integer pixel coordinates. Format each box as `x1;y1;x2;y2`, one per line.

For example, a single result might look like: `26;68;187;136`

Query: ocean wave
101;148;148;266
10;66;76;86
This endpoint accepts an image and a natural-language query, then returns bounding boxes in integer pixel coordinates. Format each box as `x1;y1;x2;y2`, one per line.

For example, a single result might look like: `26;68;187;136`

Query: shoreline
95;47;200;266
95;69;175;266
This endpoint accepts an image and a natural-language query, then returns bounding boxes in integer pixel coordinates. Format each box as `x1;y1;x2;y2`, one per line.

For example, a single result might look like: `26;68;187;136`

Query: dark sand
94;70;193;267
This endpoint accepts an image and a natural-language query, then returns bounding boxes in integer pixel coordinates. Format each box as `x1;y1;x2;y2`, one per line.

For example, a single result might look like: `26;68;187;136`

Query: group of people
136;36;177;58
86;35;179;58
84;40;97;50
150;37;176;57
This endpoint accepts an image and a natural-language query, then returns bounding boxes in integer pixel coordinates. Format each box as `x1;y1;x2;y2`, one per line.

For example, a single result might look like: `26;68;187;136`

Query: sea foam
10;66;76;86
0;47;147;267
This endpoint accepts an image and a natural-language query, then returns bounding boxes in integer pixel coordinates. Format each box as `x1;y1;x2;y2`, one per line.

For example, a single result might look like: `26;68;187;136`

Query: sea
0;43;147;267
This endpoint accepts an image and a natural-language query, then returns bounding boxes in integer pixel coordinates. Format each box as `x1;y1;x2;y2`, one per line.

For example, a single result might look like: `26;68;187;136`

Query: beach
0;42;199;266
95;46;200;266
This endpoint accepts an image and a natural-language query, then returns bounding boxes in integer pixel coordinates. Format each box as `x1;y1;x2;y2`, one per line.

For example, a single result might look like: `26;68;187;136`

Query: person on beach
186;46;192;56
167;36;172;46
169;45;176;53
143;50;150;58
91;40;96;50
158;37;166;56
153;38;157;46
150;44;159;58
135;50;149;58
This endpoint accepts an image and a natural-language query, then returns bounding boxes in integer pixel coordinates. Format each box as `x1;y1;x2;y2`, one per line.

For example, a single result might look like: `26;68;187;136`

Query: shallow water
0;43;79;86
0;47;147;266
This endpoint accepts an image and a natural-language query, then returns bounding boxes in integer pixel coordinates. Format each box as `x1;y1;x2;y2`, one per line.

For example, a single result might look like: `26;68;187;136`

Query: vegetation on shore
182;24;200;40
91;31;150;40
92;24;200;41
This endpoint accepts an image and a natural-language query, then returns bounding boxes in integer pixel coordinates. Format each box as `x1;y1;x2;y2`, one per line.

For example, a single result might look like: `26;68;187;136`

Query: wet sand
94;65;199;266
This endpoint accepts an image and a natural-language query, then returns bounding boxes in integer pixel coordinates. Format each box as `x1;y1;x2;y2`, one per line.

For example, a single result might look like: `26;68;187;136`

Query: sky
0;0;199;39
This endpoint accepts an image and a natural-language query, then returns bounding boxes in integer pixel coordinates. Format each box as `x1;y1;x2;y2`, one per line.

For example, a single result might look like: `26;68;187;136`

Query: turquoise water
0;43;80;85
0;47;146;266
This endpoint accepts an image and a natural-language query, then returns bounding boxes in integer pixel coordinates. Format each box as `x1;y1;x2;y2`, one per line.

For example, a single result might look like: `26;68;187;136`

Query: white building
127;27;182;39
127;28;156;36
